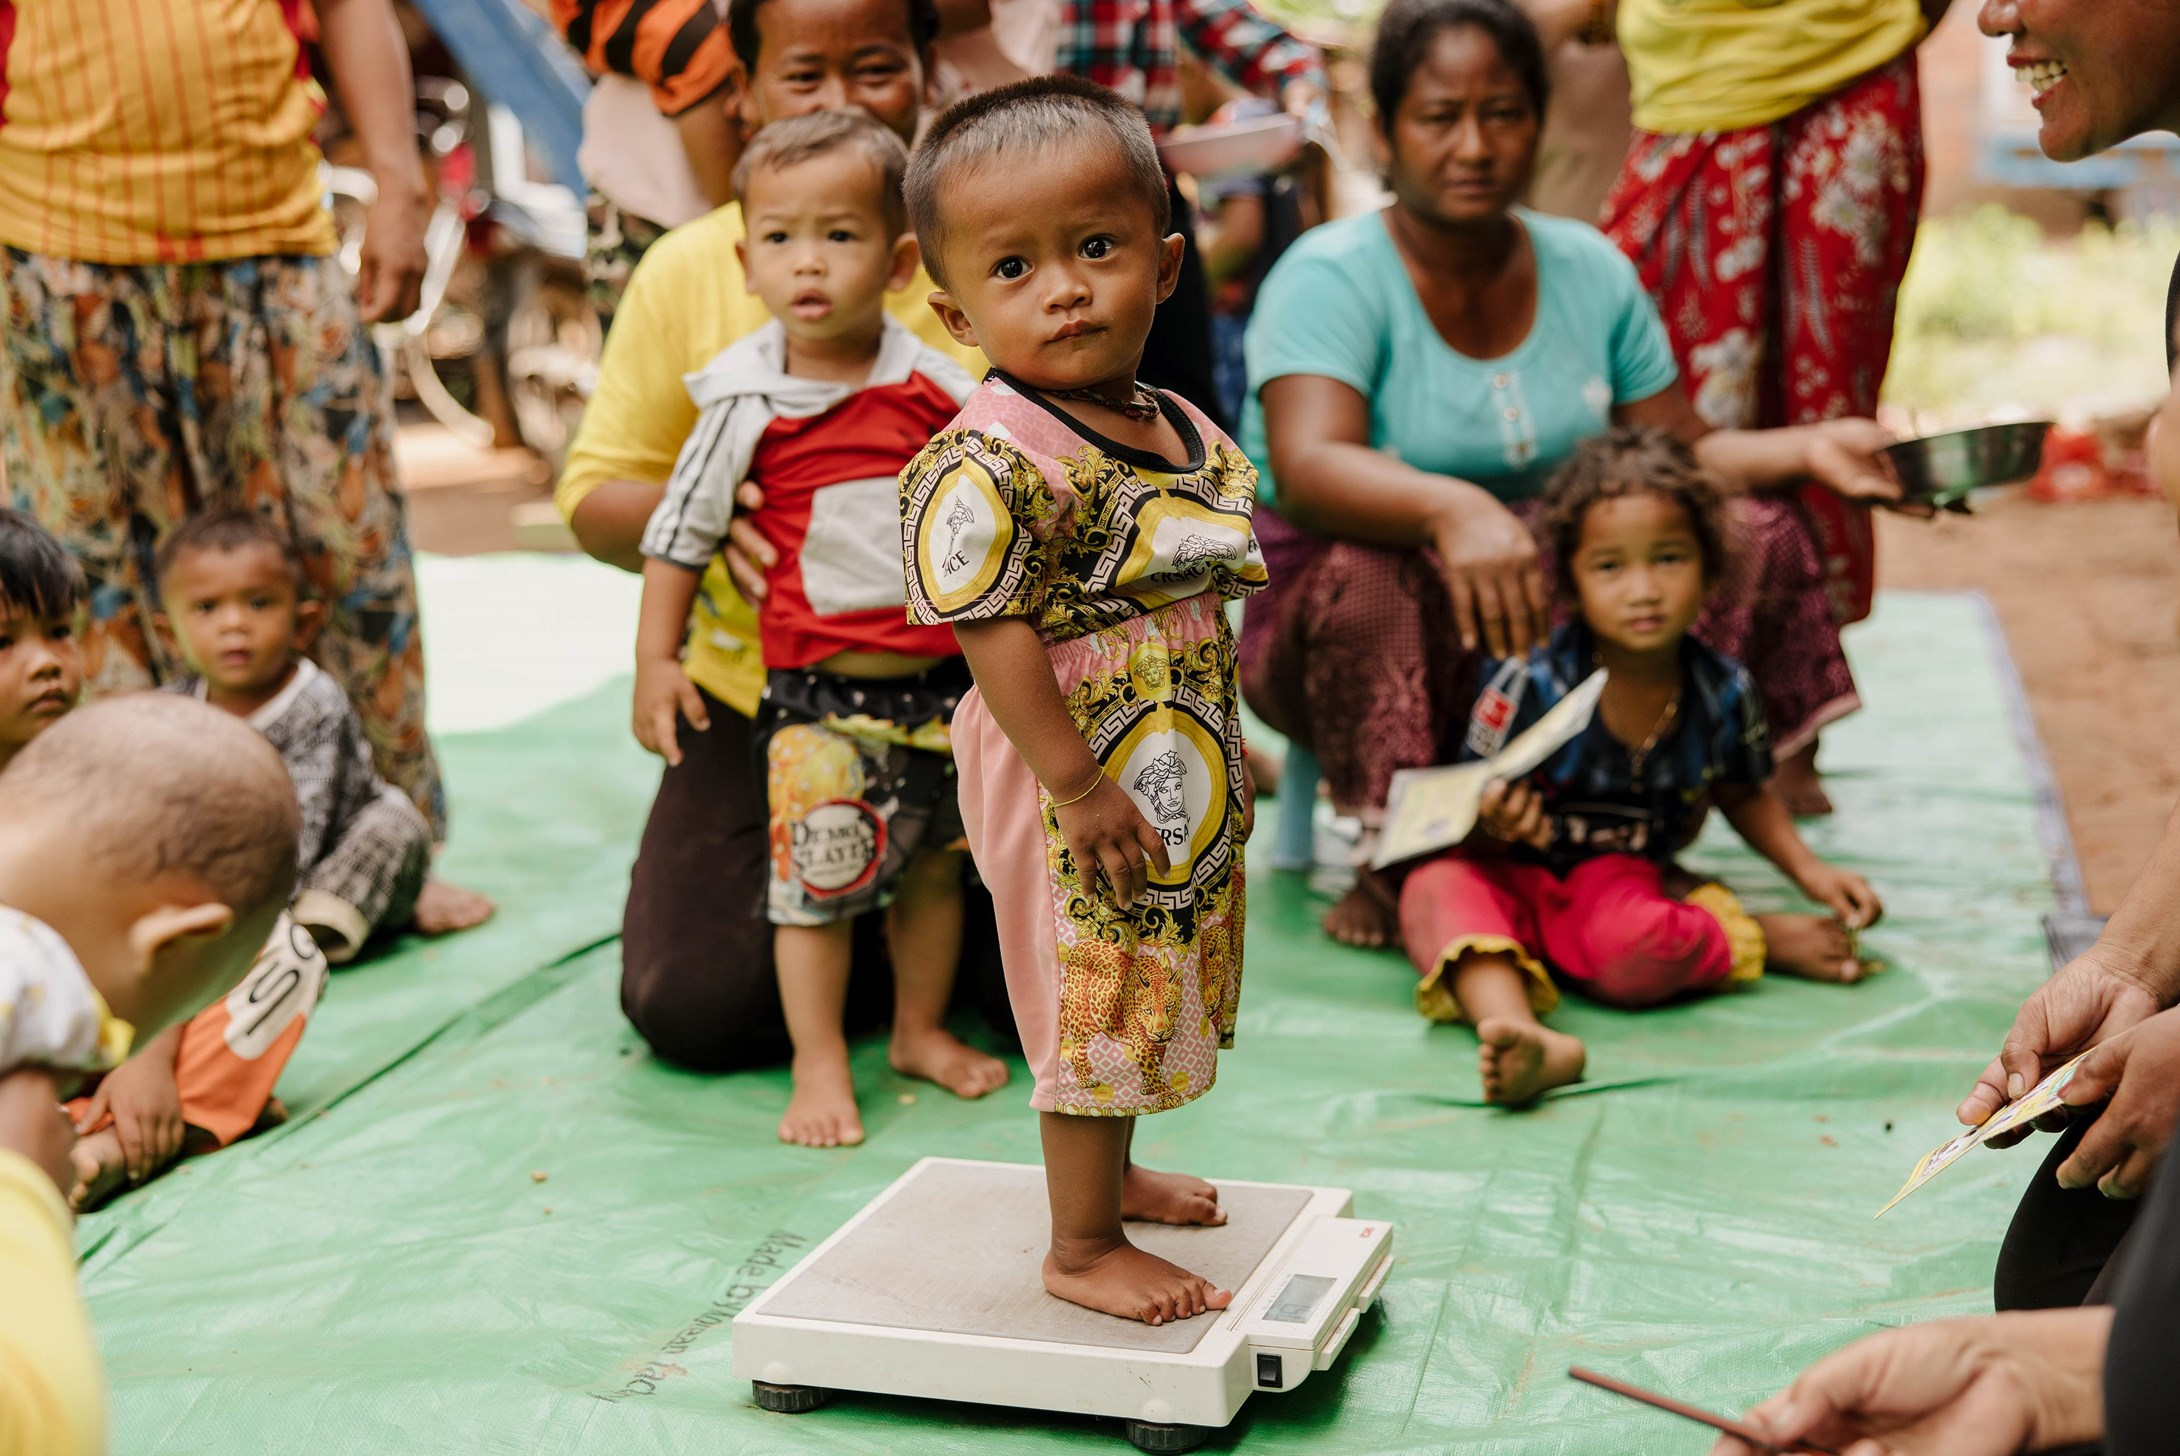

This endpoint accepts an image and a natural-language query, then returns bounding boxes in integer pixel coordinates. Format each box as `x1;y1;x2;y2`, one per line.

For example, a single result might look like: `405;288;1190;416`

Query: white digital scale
732;1157;1394;1452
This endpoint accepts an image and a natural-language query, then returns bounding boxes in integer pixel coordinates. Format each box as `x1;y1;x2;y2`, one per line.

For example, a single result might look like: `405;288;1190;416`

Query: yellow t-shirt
556;202;980;718
0;1149;103;1456
1619;0;1925;135
0;0;336;264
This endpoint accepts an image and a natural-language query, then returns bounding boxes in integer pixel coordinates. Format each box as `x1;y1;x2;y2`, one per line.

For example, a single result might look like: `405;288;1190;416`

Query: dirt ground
1876;492;2180;913
396;417;2180;915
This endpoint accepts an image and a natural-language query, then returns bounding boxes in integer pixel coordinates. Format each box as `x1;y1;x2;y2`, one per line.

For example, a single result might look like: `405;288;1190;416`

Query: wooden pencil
1567;1367;1843;1456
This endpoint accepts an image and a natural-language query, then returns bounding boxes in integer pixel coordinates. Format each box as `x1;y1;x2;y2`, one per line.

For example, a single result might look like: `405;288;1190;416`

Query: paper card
1875;1053;2088;1218
1371;670;1607;870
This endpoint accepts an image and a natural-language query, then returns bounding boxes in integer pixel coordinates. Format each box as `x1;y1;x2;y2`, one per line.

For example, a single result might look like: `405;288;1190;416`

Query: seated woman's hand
1427;491;1549;658
1710;1309;2112;1456
1478;779;1553;851
723;479;774;603
1056;778;1171;910
1803;417;1910;508
1958;941;2168;1137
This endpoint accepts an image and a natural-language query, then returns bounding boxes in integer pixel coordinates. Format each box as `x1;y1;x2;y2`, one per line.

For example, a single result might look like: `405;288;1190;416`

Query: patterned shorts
755;663;969;928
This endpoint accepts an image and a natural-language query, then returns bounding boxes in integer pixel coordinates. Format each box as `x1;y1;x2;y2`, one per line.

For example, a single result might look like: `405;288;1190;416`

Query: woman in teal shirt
1240;0;1904;947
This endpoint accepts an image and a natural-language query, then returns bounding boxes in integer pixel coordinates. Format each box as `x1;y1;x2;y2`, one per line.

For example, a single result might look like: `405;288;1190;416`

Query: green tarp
79;563;2059;1453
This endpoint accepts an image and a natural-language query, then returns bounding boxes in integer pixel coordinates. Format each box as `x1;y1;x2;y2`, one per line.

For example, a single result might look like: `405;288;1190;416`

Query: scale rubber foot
751;1381;831;1414
1123;1418;1211;1453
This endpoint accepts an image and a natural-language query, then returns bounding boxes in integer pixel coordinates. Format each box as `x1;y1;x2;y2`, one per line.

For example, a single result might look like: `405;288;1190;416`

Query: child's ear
292;598;326;653
735;237;757;296
152;611;178;659
129;901;234;965
927;290;979;352
1153;232;1186;306
887;234;921;294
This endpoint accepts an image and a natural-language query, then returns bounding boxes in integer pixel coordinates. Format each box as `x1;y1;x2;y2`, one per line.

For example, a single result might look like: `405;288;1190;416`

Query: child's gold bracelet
1049;767;1106;808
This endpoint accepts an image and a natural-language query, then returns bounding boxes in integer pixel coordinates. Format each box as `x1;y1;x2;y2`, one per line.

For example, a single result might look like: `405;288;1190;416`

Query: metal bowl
1883;421;2052;510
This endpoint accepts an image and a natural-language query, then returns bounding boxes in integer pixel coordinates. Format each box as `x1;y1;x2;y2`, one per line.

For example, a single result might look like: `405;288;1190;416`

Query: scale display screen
1265;1273;1336;1325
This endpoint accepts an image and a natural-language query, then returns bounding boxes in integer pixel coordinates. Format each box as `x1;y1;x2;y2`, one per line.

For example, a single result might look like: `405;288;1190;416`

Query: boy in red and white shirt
634;109;1006;1148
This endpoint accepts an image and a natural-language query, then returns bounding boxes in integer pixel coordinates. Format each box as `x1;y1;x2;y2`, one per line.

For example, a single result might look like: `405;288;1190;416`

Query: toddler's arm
1714;782;1883;929
954;619;1170;909
633;561;712;766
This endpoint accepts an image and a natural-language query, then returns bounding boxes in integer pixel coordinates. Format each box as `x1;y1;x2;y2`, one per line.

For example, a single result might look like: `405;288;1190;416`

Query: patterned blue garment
1459;623;1773;872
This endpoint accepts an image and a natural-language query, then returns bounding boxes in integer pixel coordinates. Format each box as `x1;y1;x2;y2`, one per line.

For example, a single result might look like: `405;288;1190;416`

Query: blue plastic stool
1270;743;1320;871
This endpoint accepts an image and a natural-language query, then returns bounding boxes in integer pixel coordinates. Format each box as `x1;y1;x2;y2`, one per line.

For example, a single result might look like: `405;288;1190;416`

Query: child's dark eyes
763;230;790;245
993;257;1028;281
49;623;70;641
829;228;858;243
1081;236;1114;260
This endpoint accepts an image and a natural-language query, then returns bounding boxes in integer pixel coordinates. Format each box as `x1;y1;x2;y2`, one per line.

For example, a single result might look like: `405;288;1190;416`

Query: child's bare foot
1120;1163;1226;1226
414;878;496;936
889;1025;1010;1100
779;1048;865;1147
1760;913;1867;983
68;1128;129;1212
1770;743;1833;817
1044;1235;1233;1325
1322;867;1398;948
1475;1017;1586;1106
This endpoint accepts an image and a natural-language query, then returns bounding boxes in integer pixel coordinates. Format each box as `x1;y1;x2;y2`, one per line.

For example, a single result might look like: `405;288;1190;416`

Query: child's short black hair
154;510;306;594
1371;0;1547;130
732;108;912;237
906;76;1171;290
0;509;86;619
727;0;940;72
1540;428;1729;599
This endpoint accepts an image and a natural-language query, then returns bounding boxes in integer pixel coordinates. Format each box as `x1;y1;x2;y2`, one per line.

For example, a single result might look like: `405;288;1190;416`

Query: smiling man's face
1979;0;2180;161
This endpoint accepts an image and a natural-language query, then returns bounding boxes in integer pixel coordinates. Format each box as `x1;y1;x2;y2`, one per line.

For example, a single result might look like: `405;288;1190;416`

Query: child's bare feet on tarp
1760;913;1868;983
1323;867;1398;948
1476;1016;1586;1106
889;1025;1010;1099
1120;1163;1226;1225
414;878;496;935
1044;1235;1233;1325
68;1129;130;1212
779;1048;865;1147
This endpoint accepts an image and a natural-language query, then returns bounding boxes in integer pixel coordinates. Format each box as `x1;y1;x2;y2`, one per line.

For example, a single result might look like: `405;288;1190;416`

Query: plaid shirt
1057;0;1325;138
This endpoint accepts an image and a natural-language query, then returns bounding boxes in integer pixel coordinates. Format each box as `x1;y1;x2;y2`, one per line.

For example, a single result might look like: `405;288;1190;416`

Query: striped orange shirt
551;0;737;116
0;0;336;265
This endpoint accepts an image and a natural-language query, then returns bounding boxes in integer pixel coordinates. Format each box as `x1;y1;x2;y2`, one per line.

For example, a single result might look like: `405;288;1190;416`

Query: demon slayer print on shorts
755;663;969;927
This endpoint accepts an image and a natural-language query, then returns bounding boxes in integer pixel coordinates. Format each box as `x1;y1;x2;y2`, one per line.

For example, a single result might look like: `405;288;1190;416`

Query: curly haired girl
1399;427;1883;1104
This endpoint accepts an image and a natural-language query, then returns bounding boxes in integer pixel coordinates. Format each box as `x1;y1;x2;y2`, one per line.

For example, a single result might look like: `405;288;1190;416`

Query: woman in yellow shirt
1597;0;1952;814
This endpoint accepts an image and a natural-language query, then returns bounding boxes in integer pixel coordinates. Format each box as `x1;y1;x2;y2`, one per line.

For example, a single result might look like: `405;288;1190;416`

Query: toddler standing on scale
899;78;1266;1326
634;110;1007;1147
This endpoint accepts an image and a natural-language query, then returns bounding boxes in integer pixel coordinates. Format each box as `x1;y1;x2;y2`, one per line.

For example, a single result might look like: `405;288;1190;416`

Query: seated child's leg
776;922;864;1148
884;848;1008;1100
1539;857;1759;1008
69;913;327;1208
1400;853;1583;1106
1039;1110;1234;1326
294;786;434;964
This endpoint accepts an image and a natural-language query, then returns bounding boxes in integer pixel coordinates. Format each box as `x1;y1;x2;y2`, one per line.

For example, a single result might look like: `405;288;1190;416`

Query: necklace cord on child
1046;381;1162;422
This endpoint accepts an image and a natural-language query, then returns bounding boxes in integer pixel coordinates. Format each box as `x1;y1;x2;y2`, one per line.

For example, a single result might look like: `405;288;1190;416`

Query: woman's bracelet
1048;767;1106;808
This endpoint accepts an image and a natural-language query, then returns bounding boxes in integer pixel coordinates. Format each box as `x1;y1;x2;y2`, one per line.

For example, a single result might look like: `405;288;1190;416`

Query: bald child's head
0;694;300;1036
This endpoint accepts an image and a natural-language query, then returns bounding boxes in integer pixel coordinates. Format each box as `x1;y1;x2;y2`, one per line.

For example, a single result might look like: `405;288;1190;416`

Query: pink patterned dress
900;375;1266;1117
